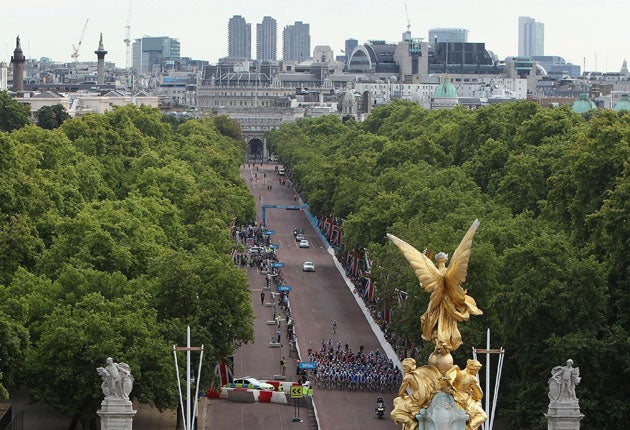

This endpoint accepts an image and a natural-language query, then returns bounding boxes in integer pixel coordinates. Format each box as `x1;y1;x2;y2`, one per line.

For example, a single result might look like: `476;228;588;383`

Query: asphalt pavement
202;163;398;430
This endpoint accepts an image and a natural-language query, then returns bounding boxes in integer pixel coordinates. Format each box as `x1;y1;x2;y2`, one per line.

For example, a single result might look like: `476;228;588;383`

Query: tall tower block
10;36;25;92
95;34;108;85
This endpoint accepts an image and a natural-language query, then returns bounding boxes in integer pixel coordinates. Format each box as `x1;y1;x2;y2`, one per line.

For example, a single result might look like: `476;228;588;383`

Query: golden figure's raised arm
445;219;480;290
386;233;441;292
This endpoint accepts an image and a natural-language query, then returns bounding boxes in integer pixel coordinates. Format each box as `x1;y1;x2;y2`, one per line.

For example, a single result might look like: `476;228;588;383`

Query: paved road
205;163;398;429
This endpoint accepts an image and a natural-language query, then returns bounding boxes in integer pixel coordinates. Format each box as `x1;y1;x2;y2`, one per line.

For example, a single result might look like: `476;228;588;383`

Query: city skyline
1;0;628;73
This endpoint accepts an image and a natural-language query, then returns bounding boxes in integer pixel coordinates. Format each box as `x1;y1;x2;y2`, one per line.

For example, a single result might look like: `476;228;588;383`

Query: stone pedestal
417;392;469;430
97;398;136;430
545;400;584;430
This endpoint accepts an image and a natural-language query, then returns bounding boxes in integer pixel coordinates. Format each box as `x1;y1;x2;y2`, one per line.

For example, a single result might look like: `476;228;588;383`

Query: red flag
214;360;234;385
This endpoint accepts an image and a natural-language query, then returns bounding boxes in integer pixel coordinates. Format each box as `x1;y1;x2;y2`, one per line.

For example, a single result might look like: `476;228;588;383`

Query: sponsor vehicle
295;233;305;242
299;239;310;248
303;261;315;272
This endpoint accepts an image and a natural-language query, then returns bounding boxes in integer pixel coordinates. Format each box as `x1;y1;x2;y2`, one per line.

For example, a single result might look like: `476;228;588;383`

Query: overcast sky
2;0;627;73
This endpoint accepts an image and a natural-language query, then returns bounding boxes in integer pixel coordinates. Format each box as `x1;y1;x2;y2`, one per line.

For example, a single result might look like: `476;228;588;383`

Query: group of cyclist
307;339;402;392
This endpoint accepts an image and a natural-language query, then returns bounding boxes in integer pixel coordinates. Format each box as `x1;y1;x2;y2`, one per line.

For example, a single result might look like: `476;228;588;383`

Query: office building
344;39;358;64
518;16;544;57
228;15;251;59
256;16;277;62
132;36;180;75
429;28;469;44
283;22;310;62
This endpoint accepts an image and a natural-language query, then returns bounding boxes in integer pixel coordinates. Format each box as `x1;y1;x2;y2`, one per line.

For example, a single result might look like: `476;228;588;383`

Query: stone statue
97;357;134;400
548;359;581;402
387;219;483;354
391;358;442;430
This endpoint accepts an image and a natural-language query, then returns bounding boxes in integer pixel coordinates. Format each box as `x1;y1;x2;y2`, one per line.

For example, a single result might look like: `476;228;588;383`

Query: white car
299;239;310;248
303;261;315;272
231;377;275;391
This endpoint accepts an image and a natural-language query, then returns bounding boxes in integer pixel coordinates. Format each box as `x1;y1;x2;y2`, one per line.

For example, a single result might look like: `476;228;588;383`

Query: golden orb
428;350;454;372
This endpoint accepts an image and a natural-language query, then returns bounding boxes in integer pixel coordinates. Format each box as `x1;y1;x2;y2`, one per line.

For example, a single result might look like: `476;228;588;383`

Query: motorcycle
375;402;385;419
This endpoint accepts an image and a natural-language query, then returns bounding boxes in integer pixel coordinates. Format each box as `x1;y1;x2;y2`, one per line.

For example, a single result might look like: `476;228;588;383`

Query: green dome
613;94;630;112
434;75;458;98
572;93;597;113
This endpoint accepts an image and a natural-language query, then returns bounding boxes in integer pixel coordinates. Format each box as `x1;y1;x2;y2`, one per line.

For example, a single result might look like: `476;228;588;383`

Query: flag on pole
364;249;373;273
396;289;408;306
367;277;375;300
214;359;234;385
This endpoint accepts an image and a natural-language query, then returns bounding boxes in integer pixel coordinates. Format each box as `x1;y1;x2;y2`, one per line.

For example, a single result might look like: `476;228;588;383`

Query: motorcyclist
375;396;385;416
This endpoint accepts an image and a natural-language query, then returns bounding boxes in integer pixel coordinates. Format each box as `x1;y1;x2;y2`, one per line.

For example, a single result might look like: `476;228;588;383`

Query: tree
26;290;175;430
35;104;70;130
0;91;30;132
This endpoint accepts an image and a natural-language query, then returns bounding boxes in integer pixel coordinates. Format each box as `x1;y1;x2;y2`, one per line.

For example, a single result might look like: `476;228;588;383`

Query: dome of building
572;93;597;113
434;75;458;98
613;94;630;112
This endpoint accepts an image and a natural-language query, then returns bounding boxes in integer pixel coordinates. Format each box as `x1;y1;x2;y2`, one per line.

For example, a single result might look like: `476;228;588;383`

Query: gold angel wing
387;233;441;292
445;219;479;289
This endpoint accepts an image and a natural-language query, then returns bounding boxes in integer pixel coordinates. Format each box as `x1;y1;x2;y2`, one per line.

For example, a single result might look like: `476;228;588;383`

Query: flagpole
485;328;490;427
173;326;204;430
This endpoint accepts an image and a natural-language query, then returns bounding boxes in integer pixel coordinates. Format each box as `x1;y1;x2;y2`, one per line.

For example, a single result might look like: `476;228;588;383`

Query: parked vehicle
229;377;275;391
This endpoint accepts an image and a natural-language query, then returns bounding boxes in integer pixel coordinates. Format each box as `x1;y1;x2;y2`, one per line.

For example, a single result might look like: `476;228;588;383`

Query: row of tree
266;100;629;429
0;95;257;429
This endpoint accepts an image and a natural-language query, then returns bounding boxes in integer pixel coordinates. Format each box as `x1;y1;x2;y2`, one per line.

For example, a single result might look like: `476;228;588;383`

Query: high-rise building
428;28;469;44
282;21;310;62
344;39;358;63
256;16;277;61
518;17;544;57
228;15;251;59
132;36;180;74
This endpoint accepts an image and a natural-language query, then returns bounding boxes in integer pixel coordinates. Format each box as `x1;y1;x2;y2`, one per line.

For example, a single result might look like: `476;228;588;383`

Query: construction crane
71;19;89;62
124;0;132;70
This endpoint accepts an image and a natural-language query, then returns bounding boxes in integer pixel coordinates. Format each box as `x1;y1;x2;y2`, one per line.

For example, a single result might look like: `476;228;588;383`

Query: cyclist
332;319;338;334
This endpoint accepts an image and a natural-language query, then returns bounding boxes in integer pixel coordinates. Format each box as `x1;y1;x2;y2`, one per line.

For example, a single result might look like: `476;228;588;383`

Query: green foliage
0;91;31;132
267;100;630;428
35;104;70;130
0;105;255;424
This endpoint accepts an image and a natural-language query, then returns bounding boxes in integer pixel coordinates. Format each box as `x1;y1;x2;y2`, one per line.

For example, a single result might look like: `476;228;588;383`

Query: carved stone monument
545;359;584;430
388;220;487;430
418;392;469;430
96;357;136;430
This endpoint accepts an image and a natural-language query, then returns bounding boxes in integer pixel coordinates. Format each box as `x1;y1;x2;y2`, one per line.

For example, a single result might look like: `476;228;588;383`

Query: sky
2;0;628;73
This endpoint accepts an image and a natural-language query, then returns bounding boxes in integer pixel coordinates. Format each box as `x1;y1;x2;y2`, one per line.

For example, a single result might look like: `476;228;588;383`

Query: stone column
10;36;25;92
417;392;469;430
95;34;108;86
97;398;137;430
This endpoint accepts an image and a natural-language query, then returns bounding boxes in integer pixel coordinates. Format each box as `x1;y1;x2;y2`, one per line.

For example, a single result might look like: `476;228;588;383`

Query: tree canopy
0;105;256;429
266;100;630;429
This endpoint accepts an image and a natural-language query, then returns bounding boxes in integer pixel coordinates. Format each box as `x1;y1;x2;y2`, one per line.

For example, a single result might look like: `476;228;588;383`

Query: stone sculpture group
96;357;134;400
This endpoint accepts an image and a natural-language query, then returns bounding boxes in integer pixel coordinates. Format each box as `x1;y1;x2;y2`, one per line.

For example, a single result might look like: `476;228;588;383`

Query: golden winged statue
387;219;482;354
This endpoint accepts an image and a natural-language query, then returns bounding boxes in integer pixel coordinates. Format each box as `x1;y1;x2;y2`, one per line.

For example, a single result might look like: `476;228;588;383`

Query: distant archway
248;138;264;160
